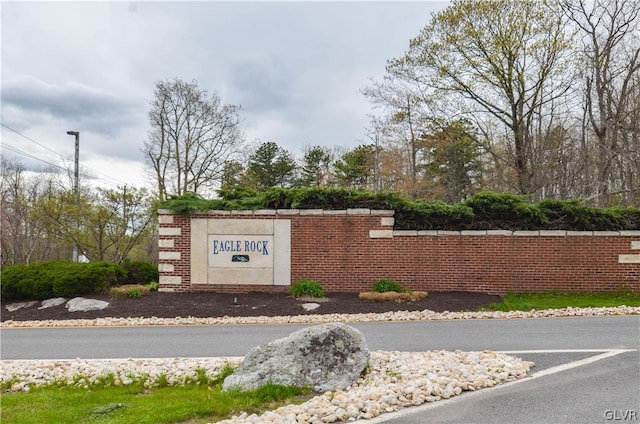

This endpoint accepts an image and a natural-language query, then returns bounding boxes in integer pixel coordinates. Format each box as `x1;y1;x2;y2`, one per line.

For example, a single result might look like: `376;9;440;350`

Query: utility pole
66;131;79;262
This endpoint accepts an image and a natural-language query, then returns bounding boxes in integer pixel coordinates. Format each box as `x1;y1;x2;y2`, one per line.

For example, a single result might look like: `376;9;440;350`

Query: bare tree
388;0;574;196
0;158;57;266
562;0;640;206
143;78;244;200
32;185;154;264
362;79;430;198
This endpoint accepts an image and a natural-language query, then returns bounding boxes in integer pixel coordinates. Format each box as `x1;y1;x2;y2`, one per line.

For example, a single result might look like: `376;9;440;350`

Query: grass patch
1;379;314;424
486;291;640;311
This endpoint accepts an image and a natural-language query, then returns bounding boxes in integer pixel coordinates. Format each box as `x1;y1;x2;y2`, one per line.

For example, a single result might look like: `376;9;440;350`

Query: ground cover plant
158;188;640;231
486;291;640;311
1;368;313;424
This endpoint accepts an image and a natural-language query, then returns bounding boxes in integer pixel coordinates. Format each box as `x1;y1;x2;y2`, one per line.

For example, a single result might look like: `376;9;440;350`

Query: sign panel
191;218;290;286
208;235;274;268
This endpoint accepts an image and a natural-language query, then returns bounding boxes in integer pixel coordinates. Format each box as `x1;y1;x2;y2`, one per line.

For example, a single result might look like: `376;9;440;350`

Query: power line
1;142;68;171
1;142;126;188
79;163;129;187
1;123;66;158
1;123;134;187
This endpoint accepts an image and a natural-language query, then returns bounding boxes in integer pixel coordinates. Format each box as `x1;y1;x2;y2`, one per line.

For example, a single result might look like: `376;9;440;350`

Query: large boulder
39;297;67;309
222;323;370;393
65;297;109;312
5;301;38;312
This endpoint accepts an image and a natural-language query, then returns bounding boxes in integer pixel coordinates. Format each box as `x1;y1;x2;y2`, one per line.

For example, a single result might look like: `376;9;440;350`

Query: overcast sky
1;1;447;190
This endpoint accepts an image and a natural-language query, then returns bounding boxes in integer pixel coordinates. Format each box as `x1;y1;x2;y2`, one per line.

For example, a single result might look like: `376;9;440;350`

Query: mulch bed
1;291;501;322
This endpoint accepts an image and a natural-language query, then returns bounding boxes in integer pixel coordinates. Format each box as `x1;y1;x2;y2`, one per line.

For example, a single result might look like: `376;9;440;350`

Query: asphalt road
2;316;638;360
2;315;639;424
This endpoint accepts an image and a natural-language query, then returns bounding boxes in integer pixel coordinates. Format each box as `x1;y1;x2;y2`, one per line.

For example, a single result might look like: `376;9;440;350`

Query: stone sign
191;218;291;286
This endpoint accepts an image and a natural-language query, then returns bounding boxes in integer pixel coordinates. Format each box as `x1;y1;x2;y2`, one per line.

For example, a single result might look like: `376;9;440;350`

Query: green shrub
146;281;160;291
537;199;636;230
218;186;261;201
394;199;474;230
372;279;403;293
290;279;325;298
161;192;210;214
464;191;547;229
158;188;640;231
122;259;159;285
0;263;54;300
128;289;142;299
1;261;126;300
51;262;126;298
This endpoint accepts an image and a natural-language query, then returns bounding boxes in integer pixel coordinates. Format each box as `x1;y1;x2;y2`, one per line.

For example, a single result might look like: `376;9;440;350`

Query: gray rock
39;298;67;309
65;297;109;312
222;323;370;393
5;301;38;312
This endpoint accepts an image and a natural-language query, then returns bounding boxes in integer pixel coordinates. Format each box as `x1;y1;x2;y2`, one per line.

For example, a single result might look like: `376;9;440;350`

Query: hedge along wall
157;209;640;295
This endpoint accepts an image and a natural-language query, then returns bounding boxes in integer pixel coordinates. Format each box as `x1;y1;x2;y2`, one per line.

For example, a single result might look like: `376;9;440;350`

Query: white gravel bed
218;350;533;424
1;357;243;393
1;350;534;424
1;305;638;328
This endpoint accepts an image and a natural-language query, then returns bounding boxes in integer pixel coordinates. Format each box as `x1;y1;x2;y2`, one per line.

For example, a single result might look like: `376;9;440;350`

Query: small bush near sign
290;279;325;299
122;259;159;285
373;279;403;293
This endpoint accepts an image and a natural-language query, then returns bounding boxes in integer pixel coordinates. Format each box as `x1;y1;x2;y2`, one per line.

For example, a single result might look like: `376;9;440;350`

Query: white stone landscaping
1;351;533;424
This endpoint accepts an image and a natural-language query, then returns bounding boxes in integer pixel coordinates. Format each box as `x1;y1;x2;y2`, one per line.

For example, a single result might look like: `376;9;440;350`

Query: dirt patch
1;291;501;322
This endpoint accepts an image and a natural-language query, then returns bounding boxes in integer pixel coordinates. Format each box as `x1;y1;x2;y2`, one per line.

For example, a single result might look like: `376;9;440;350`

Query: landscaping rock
302;302;320;311
39;298;67;309
222;323;370;393
66;297;109;312
5;301;38;312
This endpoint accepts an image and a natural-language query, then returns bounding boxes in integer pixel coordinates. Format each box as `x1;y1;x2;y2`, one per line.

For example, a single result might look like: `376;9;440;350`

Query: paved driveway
2;315;638;423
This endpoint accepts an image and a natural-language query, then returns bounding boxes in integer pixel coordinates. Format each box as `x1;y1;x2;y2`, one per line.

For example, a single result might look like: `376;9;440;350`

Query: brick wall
157;209;640;295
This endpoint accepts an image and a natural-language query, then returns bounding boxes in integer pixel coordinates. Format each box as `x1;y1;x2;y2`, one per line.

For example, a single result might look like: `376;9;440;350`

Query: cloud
230;56;298;114
2;76;138;137
1;1;446;189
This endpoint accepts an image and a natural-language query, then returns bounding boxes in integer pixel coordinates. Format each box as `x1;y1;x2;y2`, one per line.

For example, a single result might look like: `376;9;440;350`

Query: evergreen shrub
463;191;547;229
1;261;126;300
158;188;640;231
122;259;159;285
